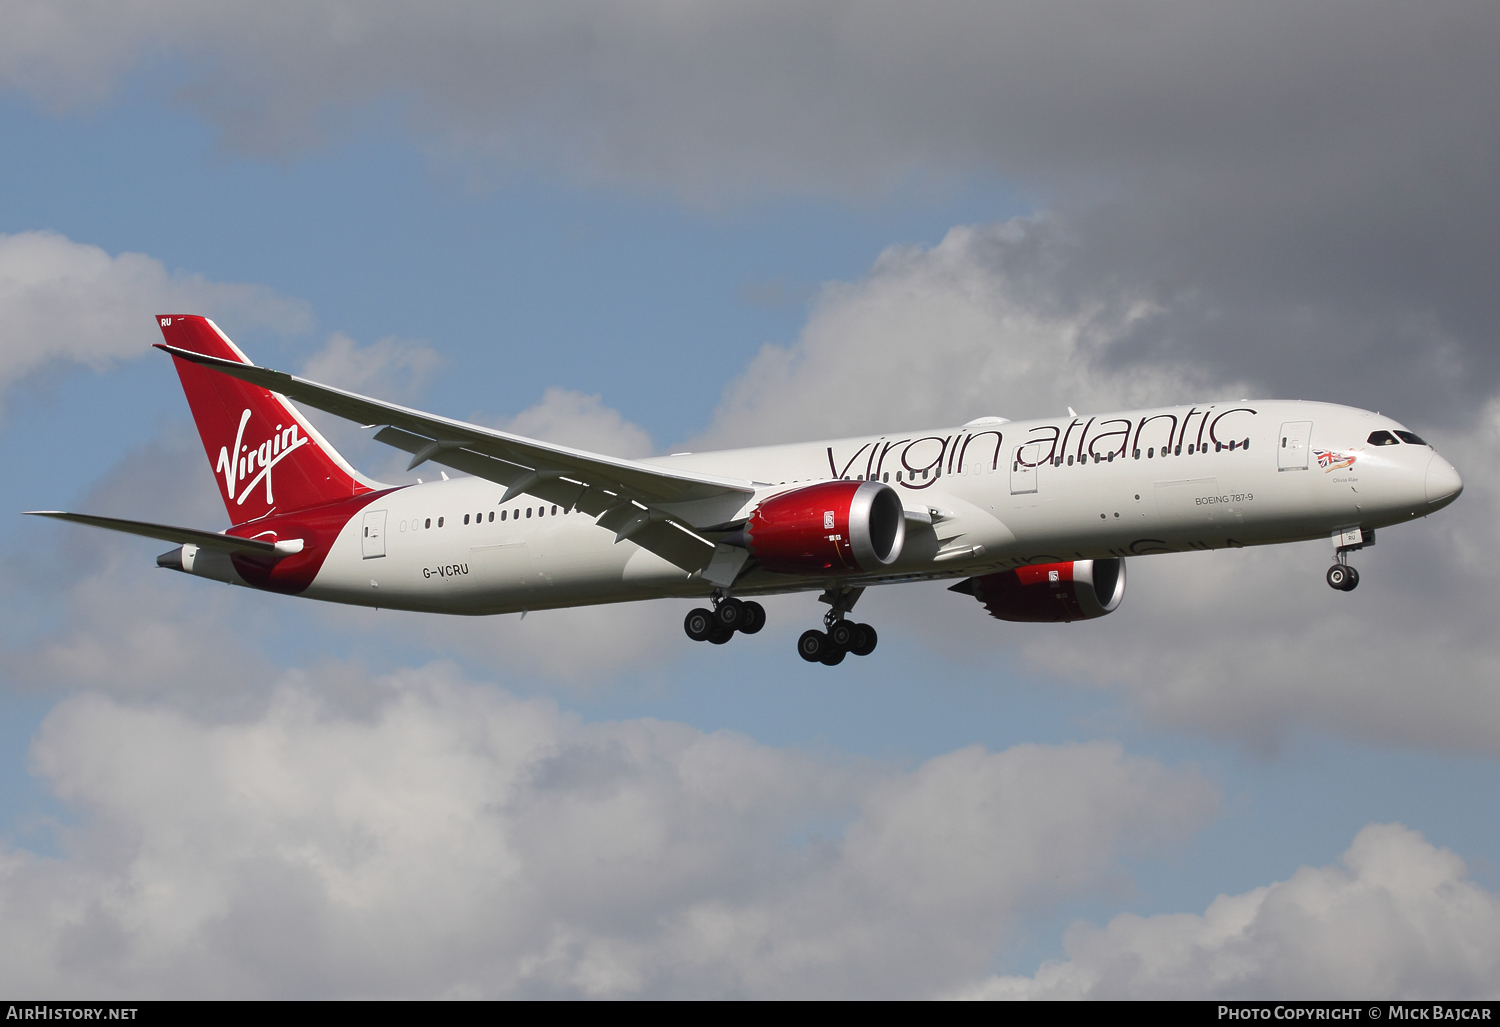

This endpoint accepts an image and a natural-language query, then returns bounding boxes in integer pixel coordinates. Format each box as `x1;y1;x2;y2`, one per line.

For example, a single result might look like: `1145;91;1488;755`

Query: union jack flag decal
1314;449;1356;472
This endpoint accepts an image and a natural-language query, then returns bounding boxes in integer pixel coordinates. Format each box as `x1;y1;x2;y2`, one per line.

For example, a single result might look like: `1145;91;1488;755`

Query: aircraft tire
819;647;846;666
849;623;877;657
1343;566;1360;591
797;629;827;663
684;608;716;641
739;601;766;635
829;621;856;649
708;626;735;644
1326;565;1349;590
716;597;746;629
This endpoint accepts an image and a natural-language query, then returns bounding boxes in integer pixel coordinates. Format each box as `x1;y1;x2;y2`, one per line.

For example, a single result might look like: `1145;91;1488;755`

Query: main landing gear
683;593;766;645
797;587;878;666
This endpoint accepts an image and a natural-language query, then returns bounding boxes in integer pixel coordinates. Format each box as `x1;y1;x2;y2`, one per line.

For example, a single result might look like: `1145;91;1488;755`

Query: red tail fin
155;315;375;524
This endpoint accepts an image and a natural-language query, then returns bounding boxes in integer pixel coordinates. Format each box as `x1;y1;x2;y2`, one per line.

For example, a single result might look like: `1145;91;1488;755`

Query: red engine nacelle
950;559;1126;622
743;480;906;575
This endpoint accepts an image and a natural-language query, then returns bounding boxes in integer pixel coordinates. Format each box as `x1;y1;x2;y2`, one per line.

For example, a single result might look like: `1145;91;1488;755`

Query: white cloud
298;331;442;403
961;823;1500;999
0;666;1214;997
0;230;310;403
501;387;655;459
695;219;1238;449
3;430;279;707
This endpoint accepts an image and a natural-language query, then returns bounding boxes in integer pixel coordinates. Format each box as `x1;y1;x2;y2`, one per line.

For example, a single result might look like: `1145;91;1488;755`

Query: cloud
0;230;310;407
501;387;655;460
694;218;1238;449
961;823;1500;999
298;331;442;403
2;3;1494;194
8;3;1494;421
0;665;1215;997
3;430;278;708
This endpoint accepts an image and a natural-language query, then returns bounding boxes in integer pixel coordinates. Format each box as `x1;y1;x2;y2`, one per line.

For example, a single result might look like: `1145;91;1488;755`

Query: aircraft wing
155;344;758;574
23;511;287;555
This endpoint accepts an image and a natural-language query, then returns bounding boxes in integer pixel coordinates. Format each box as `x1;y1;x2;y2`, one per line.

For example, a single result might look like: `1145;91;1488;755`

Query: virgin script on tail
216;407;310;508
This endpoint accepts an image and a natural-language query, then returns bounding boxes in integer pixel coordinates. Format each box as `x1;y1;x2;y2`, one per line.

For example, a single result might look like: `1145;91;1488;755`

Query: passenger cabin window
424;518;431;529
1394;431;1427;446
437;517;444;527
1368;430;1400;446
464;514;470;525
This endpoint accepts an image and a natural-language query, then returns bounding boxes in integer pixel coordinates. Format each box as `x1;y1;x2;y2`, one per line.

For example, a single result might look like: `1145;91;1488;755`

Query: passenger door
1010;443;1041;495
361;509;387;558
1278;421;1313;471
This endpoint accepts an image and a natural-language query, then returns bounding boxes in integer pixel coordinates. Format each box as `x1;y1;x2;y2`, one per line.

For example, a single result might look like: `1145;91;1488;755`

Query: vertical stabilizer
155;315;376;524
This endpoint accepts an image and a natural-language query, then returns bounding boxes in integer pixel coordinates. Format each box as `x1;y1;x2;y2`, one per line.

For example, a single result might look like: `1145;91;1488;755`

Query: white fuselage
264;400;1457;614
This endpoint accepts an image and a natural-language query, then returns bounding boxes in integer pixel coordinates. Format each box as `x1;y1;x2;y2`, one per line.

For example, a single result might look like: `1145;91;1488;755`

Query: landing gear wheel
1327;565;1358;591
819;647;847;666
828;621;856;649
708;626;735;644
797;630;827;663
716;597;746;629
849;623;878;657
739;601;766;635
684;608;715;641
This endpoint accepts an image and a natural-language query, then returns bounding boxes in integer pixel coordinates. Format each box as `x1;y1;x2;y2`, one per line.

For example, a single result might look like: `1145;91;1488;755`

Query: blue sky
2;3;1498;998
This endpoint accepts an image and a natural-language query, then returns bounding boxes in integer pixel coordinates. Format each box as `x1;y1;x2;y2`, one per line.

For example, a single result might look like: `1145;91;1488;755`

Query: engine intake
744;480;906;575
951;558;1126;622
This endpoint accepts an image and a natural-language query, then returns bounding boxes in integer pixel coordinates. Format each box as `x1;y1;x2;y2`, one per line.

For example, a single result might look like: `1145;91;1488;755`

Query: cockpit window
1394;431;1428;446
1367;430;1399;446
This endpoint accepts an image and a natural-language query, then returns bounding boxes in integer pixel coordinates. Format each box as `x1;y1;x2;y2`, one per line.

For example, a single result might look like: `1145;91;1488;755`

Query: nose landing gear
797;587;878;665
1326;528;1373;592
683;592;766;644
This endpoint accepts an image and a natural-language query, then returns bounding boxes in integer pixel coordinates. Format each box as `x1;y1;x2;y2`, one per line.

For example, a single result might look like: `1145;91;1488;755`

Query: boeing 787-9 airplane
27;316;1464;665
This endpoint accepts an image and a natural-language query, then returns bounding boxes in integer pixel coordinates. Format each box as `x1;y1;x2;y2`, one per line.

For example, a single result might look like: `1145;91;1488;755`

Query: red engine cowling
743;480;906;575
951;559;1126;622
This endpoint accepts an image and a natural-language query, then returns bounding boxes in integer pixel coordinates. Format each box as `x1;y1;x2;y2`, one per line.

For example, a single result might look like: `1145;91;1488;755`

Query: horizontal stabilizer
23;511;288;556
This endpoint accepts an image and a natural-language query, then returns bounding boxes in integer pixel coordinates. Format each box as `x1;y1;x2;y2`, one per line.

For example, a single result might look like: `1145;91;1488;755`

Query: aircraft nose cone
1425;453;1463;506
